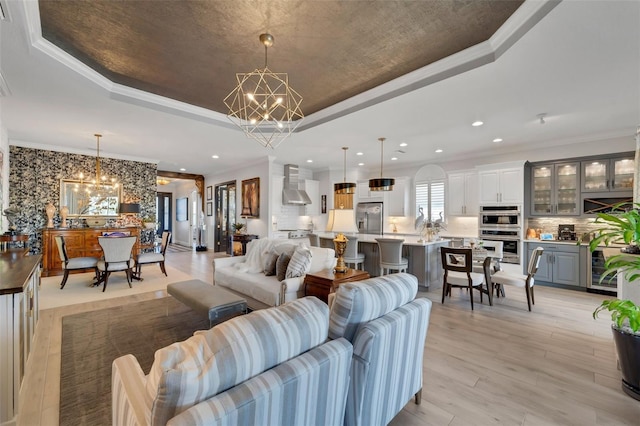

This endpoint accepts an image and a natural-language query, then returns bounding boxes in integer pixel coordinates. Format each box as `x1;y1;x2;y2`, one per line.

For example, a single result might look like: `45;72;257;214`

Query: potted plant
233;223;245;234
588;204;640;400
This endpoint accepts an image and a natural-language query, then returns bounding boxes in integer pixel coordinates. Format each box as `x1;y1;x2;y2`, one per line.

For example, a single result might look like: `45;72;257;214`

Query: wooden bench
167;280;248;327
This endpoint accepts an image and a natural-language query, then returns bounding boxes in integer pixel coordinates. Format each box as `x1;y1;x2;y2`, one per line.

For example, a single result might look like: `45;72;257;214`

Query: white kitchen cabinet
387;177;409;216
357;180;384;201
447;171;478;216
478;168;523;205
303;180;320;215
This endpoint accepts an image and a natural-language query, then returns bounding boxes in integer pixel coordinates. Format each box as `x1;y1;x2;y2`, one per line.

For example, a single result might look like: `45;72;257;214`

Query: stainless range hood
282;164;312;205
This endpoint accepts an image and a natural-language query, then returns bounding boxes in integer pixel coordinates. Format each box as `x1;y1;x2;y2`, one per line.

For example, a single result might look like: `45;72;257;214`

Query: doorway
157;192;172;237
215;181;236;253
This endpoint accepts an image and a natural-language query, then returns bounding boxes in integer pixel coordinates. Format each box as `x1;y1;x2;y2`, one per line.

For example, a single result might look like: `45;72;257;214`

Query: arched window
415;165;446;227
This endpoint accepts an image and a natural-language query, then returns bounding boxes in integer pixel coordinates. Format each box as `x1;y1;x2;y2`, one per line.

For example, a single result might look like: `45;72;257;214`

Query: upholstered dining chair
343;235;365;270
375;238;408;276
135;231;171;278
472;240;504;274
54;236;99;289
441;247;487;310
489;247;544;311
96;236;137;292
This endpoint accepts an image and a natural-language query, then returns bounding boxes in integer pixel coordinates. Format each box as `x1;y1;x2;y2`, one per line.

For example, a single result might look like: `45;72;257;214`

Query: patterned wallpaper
9;146;157;253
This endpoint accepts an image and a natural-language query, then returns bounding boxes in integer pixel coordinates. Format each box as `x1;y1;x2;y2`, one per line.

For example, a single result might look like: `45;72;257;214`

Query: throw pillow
286;246;313;279
263;251;278;276
276;253;292;281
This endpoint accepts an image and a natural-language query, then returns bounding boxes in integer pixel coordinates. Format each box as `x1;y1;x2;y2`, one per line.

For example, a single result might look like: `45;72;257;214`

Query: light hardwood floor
19;250;640;425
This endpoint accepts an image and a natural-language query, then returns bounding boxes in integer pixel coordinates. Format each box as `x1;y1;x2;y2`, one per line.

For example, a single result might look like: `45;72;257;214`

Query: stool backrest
344;235;359;258
375;238;404;264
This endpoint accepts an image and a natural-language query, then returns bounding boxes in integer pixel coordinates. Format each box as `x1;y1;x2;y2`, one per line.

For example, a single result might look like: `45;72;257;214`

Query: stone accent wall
527;217;602;240
8;146;156;253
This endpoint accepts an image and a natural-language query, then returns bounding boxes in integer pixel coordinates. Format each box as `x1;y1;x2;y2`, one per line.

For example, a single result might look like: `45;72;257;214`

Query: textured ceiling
38;0;524;117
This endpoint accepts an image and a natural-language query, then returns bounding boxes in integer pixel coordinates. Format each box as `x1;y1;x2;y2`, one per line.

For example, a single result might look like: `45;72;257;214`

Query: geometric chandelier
224;33;304;149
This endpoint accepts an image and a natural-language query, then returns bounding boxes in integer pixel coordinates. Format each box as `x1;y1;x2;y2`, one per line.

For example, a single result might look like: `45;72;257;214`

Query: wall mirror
60;179;122;216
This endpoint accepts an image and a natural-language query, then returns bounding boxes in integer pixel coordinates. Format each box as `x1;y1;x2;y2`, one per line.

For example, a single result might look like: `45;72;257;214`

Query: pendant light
334;147;356;194
369;137;395;191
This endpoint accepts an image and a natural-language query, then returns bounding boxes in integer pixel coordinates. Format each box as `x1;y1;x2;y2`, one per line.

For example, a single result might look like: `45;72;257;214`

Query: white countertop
523;239;586;246
316;232;450;247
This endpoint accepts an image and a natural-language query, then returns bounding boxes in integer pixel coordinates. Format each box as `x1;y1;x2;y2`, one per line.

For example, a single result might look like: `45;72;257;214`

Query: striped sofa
112;297;352;426
329;273;433;426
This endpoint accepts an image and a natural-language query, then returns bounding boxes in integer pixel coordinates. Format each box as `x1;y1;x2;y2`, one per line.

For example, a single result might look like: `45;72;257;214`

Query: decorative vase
45;202;55;228
60;205;69;228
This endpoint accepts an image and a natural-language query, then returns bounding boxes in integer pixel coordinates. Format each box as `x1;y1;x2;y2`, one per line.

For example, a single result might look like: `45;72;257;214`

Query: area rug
59;296;209;425
39;265;193;310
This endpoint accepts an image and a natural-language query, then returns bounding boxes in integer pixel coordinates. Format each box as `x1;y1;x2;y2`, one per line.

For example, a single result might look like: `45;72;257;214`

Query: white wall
0;112;7;233
171;179;198;246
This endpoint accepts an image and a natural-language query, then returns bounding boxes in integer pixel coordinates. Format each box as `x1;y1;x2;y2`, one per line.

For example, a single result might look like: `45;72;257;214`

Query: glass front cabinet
582;156;634;193
531;162;580;216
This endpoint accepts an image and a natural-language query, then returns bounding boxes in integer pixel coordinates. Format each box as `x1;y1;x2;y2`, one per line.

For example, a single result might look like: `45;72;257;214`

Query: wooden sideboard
41;227;141;277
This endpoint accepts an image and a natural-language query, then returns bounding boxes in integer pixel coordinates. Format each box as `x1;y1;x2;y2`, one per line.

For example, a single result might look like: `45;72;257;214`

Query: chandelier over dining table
74;133;119;198
224;33;304;149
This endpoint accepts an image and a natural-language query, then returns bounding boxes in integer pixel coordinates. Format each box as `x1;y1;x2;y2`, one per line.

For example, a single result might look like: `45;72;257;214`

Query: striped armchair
112;297;352;426
329;273;432;426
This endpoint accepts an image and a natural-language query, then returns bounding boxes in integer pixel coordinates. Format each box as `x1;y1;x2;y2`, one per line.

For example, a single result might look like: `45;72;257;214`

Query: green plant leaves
593;299;640;333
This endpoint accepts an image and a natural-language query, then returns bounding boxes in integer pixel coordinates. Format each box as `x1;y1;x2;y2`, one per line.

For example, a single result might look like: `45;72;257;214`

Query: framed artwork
241;177;260;218
206;185;213;201
206;201;213;216
321;194;327;214
176;197;188;221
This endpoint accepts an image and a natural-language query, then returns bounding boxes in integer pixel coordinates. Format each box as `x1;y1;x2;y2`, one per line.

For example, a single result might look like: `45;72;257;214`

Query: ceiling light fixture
224;33;304;149
334;147;357;194
537;113;546;124
75;133;119;196
369;137;395;191
472;120;484;127
435;149;443;153
493;138;503;143
156;177;171;185
211;155;219;159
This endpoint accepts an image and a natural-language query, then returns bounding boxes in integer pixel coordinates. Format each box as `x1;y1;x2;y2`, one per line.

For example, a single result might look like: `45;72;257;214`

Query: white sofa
213;238;336;310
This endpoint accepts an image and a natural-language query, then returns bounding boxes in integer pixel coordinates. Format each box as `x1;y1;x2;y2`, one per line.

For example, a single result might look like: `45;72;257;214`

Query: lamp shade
119;203;140;214
330;209;358;234
325;209;335;232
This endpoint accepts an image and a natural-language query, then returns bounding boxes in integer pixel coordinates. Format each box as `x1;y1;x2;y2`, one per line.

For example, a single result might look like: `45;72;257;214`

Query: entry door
157;192;172;237
215;181;236;253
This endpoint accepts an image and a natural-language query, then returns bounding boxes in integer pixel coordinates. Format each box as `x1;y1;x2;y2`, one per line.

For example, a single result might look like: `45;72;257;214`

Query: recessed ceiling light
179;168;186;171
472;120;484;127
306;159;313;163
356;152;363;156
211;155;219;159
358;162;364;166
435;149;443;153
391;157;398;161
493;138;503;143
399;142;408;147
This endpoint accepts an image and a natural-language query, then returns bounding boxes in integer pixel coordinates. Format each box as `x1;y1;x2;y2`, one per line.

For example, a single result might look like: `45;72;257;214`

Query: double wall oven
478;205;521;264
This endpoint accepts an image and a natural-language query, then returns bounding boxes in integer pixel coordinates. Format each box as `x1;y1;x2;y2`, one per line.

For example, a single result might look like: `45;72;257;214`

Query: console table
229;234;258;256
41;227;141;276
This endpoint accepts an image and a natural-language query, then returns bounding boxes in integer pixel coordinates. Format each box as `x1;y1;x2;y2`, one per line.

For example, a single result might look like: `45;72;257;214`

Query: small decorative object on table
60;205;69;228
233;223;245;234
45;202;56;228
416;212;446;244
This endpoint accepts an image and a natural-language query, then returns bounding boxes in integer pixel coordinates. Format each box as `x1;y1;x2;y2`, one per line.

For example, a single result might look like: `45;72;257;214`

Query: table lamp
330;208;358;273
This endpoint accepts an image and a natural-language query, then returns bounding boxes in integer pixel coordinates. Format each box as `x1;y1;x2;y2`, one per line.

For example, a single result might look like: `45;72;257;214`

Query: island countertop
315;232;450;247
0;250;42;295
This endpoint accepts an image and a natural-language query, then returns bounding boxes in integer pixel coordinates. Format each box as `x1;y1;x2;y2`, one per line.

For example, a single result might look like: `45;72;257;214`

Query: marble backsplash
526;217;603;240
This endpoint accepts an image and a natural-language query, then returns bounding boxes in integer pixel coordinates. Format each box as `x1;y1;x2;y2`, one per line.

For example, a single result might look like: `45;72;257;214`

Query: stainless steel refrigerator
356;202;384;235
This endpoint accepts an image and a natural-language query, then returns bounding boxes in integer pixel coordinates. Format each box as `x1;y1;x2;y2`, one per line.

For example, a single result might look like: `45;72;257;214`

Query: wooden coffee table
304;268;370;303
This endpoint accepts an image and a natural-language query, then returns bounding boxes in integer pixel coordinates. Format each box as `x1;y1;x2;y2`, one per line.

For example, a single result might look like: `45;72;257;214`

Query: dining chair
440;247;487;310
135;231;171;278
54;236;99;289
489;247;544;311
472;240;504;274
375;238;408;276
96;236;137;292
343;235;365;270
307;233;320;247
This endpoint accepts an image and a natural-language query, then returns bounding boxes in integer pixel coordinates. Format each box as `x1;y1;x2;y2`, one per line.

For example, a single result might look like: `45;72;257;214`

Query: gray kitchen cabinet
581;156;634;193
525;242;586;288
530;162;580;216
359;241;380;277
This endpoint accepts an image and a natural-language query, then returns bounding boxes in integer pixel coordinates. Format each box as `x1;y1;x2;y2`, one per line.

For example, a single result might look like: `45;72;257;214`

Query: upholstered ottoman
167;280;247;327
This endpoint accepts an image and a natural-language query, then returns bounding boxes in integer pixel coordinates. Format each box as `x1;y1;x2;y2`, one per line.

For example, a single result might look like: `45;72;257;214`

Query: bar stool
375;238;408;276
343;235;365;270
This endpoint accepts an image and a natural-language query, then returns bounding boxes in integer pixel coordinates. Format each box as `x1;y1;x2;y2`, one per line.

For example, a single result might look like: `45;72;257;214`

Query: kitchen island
317;232;450;288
